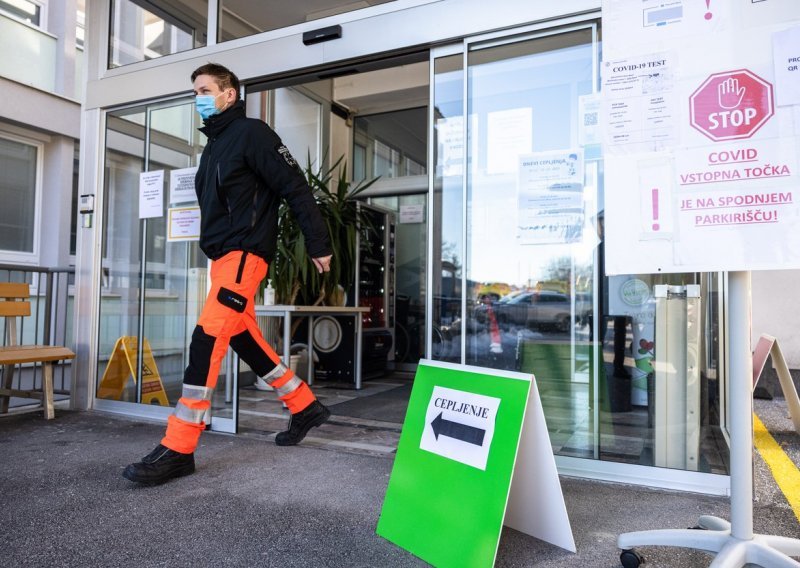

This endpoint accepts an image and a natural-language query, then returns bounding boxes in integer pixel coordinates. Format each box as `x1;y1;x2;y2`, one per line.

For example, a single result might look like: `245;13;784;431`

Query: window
0;135;40;256
70;143;79;256
353;108;428;181
0;0;42;26
109;0;207;68
76;0;85;49
374;140;399;178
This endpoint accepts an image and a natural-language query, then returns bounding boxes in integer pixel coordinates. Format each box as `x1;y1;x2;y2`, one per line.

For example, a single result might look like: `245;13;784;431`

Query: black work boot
275;400;331;446
122;444;195;485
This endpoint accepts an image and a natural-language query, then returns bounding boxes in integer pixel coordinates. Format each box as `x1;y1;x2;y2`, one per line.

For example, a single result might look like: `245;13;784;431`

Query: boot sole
275;405;331;446
122;463;196;486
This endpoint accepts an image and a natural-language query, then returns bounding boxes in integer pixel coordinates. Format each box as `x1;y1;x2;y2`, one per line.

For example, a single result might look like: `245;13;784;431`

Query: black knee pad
183;326;217;386
230;330;277;377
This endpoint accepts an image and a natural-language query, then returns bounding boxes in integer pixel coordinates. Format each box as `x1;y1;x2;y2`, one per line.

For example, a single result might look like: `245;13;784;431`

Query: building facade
59;0;800;495
0;0;84;270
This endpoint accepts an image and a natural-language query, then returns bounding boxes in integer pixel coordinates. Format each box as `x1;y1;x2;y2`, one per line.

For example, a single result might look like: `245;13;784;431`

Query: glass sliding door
430;49;464;365
429;23;608;462
97;97;239;432
145;101;240;432
429;21;729;483
97;107;147;405
463;25;600;458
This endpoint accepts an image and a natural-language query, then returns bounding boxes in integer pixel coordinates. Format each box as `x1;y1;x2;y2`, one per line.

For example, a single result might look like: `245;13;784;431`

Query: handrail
0;264;75;273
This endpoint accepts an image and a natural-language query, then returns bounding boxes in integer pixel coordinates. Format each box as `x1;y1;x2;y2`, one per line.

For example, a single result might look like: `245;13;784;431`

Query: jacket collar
199;100;245;138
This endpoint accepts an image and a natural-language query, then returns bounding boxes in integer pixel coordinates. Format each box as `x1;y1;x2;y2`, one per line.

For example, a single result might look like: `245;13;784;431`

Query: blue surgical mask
195;94;222;120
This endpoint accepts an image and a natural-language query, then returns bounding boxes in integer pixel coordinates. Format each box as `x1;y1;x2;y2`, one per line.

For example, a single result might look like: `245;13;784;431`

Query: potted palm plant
268;155;377;308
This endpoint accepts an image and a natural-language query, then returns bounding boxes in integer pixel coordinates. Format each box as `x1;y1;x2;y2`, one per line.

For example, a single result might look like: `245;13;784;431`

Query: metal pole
43;271;53;345
728;270;753;540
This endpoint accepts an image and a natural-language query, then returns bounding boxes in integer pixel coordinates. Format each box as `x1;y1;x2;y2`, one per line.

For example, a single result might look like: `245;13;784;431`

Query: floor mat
328;383;412;423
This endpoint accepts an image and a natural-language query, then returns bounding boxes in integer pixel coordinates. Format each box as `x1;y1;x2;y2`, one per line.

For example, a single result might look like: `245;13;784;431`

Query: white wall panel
753;270;800;368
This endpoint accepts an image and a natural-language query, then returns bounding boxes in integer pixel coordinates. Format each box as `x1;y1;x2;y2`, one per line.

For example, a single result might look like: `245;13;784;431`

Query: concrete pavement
0;406;797;567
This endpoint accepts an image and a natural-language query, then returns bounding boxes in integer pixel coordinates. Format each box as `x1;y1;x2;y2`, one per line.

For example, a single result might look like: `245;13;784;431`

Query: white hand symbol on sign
718;77;745;109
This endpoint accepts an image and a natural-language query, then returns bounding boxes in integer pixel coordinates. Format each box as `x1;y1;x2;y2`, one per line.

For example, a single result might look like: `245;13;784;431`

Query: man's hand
312;255;332;274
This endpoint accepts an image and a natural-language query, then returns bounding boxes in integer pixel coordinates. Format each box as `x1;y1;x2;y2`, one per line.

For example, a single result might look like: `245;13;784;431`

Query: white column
728;270;754;540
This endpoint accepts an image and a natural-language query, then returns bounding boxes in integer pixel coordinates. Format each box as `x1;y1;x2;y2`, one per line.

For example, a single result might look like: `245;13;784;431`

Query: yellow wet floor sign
98;336;169;405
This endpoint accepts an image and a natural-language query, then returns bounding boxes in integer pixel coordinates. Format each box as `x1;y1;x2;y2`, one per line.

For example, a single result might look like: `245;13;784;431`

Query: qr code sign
584;112;598;126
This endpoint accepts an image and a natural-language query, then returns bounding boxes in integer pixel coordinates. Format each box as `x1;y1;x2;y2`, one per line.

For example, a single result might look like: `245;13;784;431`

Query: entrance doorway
227;56;430;440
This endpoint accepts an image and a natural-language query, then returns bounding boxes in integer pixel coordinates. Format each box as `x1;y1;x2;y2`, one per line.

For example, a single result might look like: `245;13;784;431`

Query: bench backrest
0;283;31;347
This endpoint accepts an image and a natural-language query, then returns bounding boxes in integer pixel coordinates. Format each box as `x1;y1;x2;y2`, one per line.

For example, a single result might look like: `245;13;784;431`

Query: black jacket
194;101;331;262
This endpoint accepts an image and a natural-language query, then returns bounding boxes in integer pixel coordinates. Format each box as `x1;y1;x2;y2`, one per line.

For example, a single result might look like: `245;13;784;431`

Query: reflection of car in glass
475;290;573;331
575;292;593;326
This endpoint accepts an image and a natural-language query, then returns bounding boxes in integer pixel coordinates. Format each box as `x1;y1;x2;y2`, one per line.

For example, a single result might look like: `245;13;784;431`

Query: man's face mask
195;92;225;120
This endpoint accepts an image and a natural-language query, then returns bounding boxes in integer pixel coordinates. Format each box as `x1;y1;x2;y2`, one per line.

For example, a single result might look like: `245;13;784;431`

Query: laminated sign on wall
602;0;800;274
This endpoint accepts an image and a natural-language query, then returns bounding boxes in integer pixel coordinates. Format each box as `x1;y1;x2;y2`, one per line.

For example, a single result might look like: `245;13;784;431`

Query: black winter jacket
194;101;331;262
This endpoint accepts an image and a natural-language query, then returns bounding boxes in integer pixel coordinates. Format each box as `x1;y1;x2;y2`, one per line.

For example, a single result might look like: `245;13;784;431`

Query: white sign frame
166;206;201;242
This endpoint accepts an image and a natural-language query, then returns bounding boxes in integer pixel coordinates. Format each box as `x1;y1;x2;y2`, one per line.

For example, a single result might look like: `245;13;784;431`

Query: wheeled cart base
618;515;800;567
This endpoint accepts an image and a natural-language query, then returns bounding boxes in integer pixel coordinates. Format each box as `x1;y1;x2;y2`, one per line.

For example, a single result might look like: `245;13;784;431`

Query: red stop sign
689;69;774;142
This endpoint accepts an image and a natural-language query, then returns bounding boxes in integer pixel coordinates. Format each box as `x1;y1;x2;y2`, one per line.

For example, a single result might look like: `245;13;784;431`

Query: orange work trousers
162;251;315;454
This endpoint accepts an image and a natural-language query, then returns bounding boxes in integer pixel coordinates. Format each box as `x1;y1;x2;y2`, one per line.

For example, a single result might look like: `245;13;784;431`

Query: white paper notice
437;116;464;177
419;386;501;471
602;52;678;151
773;26;800;106
139;170;164;219
742;0;800;30
169;166;198;204
487;108;532;174
517;150;584;245
399;204;425;224
167;206;201;242
601;0;800;274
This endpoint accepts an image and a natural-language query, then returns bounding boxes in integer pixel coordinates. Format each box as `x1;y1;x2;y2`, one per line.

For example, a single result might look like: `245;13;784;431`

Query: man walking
123;63;332;485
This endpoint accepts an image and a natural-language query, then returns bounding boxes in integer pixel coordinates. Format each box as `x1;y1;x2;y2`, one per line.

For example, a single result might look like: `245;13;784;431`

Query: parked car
474;290;573;331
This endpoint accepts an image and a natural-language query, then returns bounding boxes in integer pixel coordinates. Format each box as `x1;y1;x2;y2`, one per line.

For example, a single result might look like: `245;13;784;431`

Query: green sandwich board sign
377;359;574;567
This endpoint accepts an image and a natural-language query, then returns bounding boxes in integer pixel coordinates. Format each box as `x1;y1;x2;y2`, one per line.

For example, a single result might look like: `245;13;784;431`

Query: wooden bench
0;283;75;419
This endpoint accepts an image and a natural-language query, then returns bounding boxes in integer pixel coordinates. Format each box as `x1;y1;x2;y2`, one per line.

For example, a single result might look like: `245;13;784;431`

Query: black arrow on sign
431;412;486;446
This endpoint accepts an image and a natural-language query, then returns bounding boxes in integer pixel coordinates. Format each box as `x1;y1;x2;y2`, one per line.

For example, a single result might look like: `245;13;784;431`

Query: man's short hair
191;63;240;99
